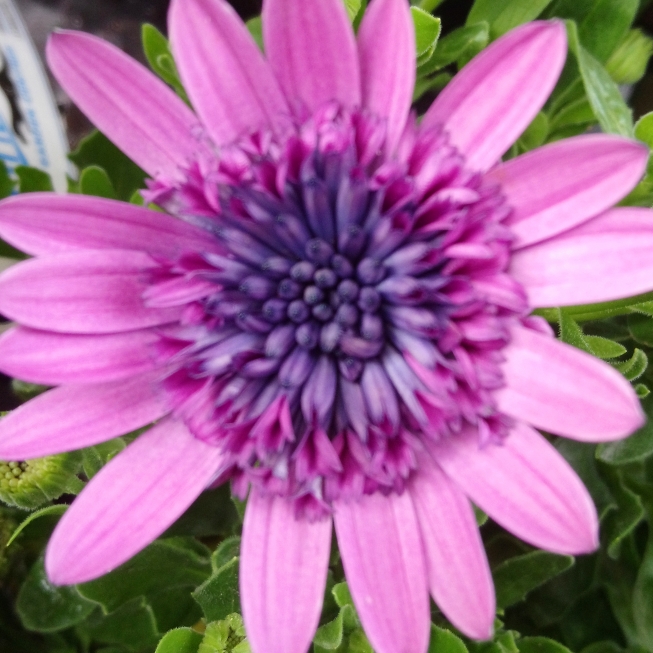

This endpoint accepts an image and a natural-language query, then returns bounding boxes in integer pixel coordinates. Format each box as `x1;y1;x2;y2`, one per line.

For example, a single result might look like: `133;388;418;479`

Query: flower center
151;104;525;508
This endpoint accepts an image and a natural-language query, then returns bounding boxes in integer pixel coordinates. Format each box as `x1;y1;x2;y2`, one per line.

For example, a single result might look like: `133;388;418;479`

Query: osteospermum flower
0;0;651;651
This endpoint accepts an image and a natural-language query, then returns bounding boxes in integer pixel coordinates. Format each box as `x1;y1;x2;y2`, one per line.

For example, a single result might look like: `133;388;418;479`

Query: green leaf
0;160;14;198
466;0;552;38
566;21;633;137
633;507;653;647
313;609;345;650
558;310;592;353
418;23;489;76
192;556;240;622
347;630;373;653
211;536;241;572
142;24;190;102
15;166;54;193
6;504;67;547
597;394;653;465
428;625;468;653
78;538;211;612
16;559;96;633
81;596;159;651
332;582;354;609
548;0;637;62
245;17;263;50
635;112;653;150
518;637;574;653
606;29;653;84
493;550;574;609
81;439;126;480
636;384;650;398
199;615;249;653
155;628;202;653
78;165;118;199
556;439;615;519
599;465;645;559
69;131;147;202
628;313;653;347
516;112;549;152
411;7;441;57
614;348;647;381
583;336;626;360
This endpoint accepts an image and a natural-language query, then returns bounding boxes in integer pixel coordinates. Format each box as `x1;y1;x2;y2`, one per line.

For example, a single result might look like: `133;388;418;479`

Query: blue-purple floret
145;103;527;512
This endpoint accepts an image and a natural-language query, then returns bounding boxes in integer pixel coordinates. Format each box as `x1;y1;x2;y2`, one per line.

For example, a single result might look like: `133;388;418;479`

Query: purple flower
0;0;650;650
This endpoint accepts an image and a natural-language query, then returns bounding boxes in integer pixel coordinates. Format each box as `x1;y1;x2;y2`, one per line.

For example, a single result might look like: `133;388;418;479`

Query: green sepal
492;550;574;609
583;336;626;360
155;627;203;653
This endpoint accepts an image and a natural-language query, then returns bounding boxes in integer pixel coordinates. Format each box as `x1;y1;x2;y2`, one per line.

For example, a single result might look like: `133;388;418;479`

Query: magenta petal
0;193;219;258
431;423;599;555
169;0;289;146
496;324;643;441
422;21;567;171
47;31;200;180
0;327;159;385
409;457;495;640
334;493;430;653
45;418;223;584
510;207;653;306
0;250;180;334
357;0;415;153
488;135;648;248
263;0;361;114
0;372;166;460
241;491;332;653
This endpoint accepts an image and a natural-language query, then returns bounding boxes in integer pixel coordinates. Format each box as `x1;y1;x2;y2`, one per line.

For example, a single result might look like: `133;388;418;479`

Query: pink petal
262;0;361;114
0;326;159;385
510;208;653;306
241;491;332;653
0;372;166;460
46;30;199;180
487;135;647;248
422;21;567;172
0;193;219;258
409;456;495;640
168;0;289;146
431;423;599;555
45;418;224;584
0;250;181;334
496;324;643;441
333;493;430;653
357;0;415;154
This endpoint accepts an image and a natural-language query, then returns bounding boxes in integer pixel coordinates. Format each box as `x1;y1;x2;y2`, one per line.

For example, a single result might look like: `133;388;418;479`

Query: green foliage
245;17;264;50
15;166;54;193
411;7;442;63
606;29;653;84
142;24;190;103
0;452;83;510
566;21;634;137
467;0;554;39
155;627;202;653
192;557;240;623
68;130;147;202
